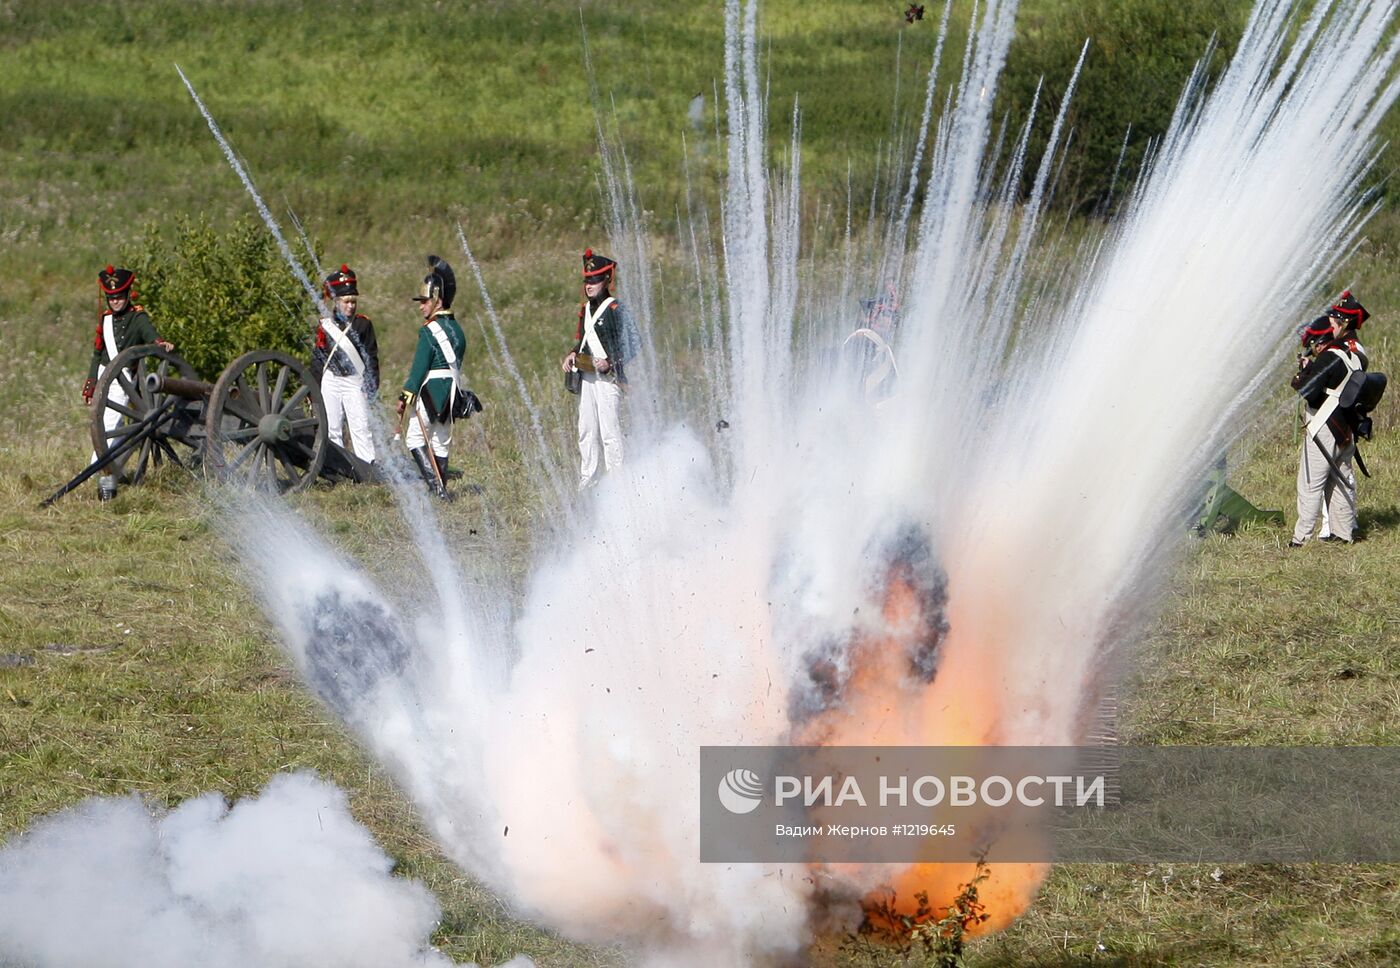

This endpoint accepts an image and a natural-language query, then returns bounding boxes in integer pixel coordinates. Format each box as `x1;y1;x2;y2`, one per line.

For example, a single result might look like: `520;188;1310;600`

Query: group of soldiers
82;260;1383;538
82;250;633;500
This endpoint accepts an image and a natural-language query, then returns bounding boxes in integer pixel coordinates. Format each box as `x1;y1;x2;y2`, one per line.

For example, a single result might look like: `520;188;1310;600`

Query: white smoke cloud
0;772;529;968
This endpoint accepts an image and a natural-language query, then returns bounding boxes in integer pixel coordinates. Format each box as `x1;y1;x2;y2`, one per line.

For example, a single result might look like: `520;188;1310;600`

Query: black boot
410;447;446;498
434;453;449;484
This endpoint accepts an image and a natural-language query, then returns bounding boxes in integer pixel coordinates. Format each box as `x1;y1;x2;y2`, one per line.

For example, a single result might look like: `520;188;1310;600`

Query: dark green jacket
87;305;161;380
403;312;466;418
574;297;626;361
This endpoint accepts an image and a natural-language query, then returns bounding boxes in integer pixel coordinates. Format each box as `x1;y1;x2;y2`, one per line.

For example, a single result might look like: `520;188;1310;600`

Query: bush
997;0;1249;214
132;216;317;379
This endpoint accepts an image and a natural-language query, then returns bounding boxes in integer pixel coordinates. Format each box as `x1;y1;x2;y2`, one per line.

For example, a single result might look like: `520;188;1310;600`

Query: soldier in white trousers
1293;417;1357;545
1290;294;1372;546
578;372;625;487
312;264;380;463
562;249;633;489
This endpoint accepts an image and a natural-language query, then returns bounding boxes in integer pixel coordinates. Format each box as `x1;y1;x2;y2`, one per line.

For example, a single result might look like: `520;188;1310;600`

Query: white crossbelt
423;318;465;404
1306;346;1362;440
320;318;365;376
102;313;119;362
843;327;898;396
579;296;615;360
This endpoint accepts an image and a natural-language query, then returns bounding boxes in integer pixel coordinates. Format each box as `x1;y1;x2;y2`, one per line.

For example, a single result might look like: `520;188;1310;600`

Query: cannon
44;345;377;505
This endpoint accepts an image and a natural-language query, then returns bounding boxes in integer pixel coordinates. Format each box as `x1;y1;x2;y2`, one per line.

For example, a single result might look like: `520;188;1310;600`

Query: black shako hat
859;285;901;324
412;255;456;309
582;248;616;281
325;264;358;298
1300;315;1332;347
1328;290;1369;329
99;265;135;296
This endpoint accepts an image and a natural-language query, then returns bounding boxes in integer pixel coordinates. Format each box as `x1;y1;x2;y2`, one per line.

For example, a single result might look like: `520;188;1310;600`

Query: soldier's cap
582;248;616;280
99;265;135;295
859;285;901;318
1328;290;1369;328
325;264;358;298
412;254;456;309
1300;315;1333;347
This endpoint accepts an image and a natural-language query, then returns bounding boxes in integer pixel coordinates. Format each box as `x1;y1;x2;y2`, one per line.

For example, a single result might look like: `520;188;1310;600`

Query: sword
411;398;446;493
1308;434;1358;515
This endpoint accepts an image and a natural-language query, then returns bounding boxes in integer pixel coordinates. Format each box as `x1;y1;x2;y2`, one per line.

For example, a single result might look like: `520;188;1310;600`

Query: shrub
997;0;1249;214
131;215;317;379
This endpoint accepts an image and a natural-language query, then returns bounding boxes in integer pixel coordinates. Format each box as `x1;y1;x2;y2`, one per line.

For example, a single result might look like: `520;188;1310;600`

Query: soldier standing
397;256;466;499
312;264;380;463
841;286;901;407
561;248;630;489
1290;293;1372;546
83;265;173;500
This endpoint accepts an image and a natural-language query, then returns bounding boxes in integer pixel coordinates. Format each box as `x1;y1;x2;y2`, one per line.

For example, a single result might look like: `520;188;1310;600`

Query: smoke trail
175;65;327;318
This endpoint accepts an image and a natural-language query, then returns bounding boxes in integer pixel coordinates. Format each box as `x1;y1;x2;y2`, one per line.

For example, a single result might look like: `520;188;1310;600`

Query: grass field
4;0;1400;965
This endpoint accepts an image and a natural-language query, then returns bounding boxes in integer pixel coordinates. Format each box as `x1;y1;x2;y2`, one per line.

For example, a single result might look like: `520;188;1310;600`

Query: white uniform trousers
404;397;451;458
89;362;129;465
1293;418;1356;543
577;371;623;489
322;372;375;462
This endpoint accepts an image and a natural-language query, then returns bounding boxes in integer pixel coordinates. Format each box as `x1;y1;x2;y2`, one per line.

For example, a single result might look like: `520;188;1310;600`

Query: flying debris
904;4;925;24
787;524;950;724
301;590;412;717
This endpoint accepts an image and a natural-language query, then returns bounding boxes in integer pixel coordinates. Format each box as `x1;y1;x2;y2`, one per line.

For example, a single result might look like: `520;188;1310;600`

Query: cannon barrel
145;372;215;400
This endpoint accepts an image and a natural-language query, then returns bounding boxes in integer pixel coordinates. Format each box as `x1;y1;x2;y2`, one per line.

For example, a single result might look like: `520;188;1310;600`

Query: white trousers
322;372;375;462
1293;419;1356;543
577;372;623;488
404;398;451;458
89;362;129;466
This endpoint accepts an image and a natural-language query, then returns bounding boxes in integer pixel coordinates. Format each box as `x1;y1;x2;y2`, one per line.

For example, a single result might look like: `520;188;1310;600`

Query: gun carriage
45;344;375;505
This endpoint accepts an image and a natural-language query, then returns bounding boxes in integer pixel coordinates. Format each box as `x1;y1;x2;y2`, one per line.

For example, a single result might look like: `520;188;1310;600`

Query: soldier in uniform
397;255;466;499
311;264;380;463
841;286;901;407
82;265;174;500
561;248;630;488
1289;292;1372;546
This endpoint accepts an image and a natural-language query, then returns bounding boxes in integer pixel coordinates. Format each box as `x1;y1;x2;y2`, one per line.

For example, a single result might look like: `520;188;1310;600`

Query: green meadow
3;0;1400;964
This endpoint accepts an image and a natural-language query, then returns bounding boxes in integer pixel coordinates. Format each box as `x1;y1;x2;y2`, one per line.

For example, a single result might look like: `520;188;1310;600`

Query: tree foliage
997;0;1250;214
132;216;316;380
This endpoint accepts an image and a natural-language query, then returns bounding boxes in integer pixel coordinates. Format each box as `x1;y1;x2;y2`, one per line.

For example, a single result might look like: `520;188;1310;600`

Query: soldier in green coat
396;255;467;498
83;265;174;500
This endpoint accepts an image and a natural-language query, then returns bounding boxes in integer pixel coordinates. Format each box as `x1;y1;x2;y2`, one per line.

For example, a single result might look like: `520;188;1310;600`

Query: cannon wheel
203;350;327;493
89;345;200;484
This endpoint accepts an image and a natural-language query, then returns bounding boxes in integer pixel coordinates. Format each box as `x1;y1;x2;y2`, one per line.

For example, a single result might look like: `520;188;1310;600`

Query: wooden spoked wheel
88;345;200;483
202;351;328;493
